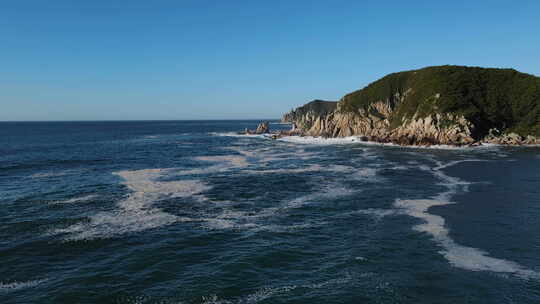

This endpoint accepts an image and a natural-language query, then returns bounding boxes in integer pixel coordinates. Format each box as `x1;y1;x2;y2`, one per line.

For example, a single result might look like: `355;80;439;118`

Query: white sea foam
0;279;46;292
209;132;268;139
175;155;251;176
395;199;539;279
49;194;98;205
243;164;325;175
52;168;209;240
352;167;378;179
199;275;351;303
278;136;369;146
227;146;259;158
389;165;409;170
355;208;397;219
277;135;505;150
286;185;354;209
30;171;70;178
201;181;355;232
228;146;320;164
142;135;159;139
195;155;249;168
394;159;540;279
244;164;378;181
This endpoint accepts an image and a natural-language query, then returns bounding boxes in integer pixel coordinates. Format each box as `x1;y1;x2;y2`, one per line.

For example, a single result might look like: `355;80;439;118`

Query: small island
270;65;540;146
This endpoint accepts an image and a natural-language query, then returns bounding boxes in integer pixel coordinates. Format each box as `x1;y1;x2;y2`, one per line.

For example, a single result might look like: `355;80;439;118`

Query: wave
195;155;249;168
200;181;357;232
243;164;325;175
354;208;397;219
244;164;378;181
209;132;268;139
30;171;70;179
277;135;504;150
199;274;353;304
142;135;159;139
278;136;370;146
49;194;98;205
138;133;192;141
170;155;252;176
228;146;320;163
0;279;46;292
51;168;209;241
395;160;540;279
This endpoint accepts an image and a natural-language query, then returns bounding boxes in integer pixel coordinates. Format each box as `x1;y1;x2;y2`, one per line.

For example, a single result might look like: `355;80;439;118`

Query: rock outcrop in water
255;121;270;134
282;66;540;146
242;121;271;135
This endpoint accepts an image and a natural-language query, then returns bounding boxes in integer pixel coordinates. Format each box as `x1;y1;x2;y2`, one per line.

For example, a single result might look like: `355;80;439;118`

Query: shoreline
275;135;540;148
219;131;540;150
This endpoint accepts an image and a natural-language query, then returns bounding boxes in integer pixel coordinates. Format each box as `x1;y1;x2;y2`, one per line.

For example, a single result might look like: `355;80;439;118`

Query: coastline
222;130;540;150
275;135;540;148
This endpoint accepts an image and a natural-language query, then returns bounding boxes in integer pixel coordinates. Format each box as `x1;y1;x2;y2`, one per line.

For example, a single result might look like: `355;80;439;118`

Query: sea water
1;120;539;303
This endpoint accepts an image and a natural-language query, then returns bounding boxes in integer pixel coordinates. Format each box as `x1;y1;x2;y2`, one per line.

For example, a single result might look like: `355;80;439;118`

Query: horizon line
0;118;284;123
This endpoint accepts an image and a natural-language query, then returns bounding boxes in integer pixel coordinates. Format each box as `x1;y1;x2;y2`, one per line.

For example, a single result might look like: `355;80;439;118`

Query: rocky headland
280;65;540;146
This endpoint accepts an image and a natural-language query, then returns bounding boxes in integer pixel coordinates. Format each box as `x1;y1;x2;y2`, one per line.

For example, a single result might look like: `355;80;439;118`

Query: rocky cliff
282;66;540;145
281;100;337;128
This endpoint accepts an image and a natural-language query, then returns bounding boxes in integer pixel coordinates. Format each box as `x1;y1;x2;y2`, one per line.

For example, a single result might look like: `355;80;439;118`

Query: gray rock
255;121;270;134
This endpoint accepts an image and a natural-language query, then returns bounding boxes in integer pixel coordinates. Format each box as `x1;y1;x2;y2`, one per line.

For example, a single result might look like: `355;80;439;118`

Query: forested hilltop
282;65;540;145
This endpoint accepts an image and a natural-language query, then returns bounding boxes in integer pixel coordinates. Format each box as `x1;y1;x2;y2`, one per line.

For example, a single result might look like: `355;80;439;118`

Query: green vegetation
340;65;540;137
292;100;337;115
284;100;337;128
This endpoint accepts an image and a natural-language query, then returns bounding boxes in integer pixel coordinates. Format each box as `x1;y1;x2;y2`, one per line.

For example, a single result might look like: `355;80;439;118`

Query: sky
1;1;539;121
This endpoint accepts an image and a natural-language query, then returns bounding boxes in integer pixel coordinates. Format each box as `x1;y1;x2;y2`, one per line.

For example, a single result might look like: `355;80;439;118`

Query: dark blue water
1;121;539;304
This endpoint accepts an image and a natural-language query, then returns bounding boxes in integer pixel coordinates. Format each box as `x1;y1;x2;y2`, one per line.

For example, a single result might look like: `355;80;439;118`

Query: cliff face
282;66;540;145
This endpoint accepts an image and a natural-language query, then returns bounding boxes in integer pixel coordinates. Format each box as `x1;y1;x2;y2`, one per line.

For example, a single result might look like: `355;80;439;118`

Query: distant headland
274;65;540;146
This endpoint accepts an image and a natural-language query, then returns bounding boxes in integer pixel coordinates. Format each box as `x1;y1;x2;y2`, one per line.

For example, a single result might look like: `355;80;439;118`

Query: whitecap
142;135;159;139
174;155;250;176
195;155;249;168
227;146;320;163
209;132;268;139
277;136;368;146
49;194;98;205
198;274;352;303
389;165;409;170
244;164;378;181
0;279;46;292
243;164;325;175
30;171;70;179
354;208;397;219
277;135;507;151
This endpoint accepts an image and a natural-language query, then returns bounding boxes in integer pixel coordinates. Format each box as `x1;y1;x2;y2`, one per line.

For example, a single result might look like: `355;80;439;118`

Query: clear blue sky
1;1;539;121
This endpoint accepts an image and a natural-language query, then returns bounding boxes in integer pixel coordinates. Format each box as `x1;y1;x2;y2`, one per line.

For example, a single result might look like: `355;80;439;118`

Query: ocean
1;120;539;304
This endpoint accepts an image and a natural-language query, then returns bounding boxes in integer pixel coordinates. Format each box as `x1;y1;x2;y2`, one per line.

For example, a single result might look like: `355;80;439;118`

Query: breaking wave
209;132;268;139
198;274;353;304
30;171;70;179
277;135;503;150
0;279;46;292
49;194;98;205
